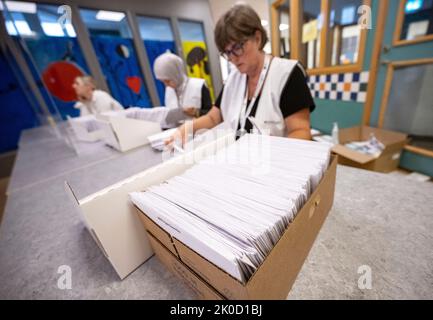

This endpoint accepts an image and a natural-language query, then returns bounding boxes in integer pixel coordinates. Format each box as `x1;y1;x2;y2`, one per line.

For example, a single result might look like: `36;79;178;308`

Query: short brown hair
214;3;268;53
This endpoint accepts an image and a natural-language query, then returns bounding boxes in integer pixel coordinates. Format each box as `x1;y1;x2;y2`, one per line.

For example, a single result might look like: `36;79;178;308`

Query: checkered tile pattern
307;71;369;103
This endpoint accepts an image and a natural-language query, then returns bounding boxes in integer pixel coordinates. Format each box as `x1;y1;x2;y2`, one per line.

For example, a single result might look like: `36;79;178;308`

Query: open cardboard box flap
331;144;376;164
332;126;408;164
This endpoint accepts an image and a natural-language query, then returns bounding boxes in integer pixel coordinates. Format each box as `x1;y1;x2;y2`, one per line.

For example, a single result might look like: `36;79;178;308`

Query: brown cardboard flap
331;144;376;164
135;206;178;256
360;126;408;147
338;126;362;144
173;238;248;300
148;233;224;300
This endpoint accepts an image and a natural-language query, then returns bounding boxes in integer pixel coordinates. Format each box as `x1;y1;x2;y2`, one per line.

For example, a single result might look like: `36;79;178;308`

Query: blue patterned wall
143;40;176;105
23;37;89;119
90;36;152;108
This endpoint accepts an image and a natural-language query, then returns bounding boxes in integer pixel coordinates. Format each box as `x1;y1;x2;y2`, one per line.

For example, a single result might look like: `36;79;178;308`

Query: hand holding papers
147;128;179;152
131;134;331;283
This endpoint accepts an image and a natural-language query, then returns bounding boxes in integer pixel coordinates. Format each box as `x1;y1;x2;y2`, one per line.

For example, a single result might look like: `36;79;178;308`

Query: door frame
393;0;433;47
378;57;433;158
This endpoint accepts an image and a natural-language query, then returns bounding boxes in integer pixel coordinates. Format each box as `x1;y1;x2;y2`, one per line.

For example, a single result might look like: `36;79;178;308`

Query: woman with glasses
169;3;315;144
153;52;212;125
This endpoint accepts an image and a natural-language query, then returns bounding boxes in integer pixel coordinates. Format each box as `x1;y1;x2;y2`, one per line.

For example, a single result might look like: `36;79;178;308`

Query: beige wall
208;0;270;23
208;0;271;53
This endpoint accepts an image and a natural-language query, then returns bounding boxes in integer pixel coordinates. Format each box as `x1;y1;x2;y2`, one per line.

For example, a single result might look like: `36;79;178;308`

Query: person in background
72;76;124;116
168;4;315;144
153;52;212;119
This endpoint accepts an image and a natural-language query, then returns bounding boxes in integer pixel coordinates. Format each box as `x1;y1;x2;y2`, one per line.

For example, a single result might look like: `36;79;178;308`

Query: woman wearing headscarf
153;52;212;121
168;4;315;144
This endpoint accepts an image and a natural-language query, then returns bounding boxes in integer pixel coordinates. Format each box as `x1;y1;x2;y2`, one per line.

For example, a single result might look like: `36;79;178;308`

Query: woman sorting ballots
167;4;315;145
153;52;212;124
72;76;124;116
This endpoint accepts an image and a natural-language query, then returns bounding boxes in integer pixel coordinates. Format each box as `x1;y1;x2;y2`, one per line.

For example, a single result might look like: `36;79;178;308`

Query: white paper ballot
130;134;331;283
125;107;169;124
147;128;178;151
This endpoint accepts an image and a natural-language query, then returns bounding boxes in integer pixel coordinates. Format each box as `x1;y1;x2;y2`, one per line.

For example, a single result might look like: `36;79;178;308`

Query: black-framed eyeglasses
221;41;246;60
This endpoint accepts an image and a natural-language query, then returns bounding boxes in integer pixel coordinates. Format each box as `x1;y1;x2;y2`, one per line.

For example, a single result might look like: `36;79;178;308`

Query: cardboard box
332;126;408;173
65;132;235;279
135;154;338;300
148;233;224;300
96;114;161;152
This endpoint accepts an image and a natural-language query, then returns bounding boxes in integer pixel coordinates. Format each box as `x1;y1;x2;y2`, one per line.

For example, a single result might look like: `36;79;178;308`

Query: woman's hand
164;127;181;147
164;107;222;147
183;107;198;118
164;122;192;147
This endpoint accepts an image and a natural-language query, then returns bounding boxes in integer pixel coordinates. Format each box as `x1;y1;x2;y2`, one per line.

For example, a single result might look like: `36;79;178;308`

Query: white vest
220;57;299;137
164;77;205;110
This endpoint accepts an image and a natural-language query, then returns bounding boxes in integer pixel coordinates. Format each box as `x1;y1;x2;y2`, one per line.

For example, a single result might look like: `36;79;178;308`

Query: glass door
2;1;89;119
371;0;433;176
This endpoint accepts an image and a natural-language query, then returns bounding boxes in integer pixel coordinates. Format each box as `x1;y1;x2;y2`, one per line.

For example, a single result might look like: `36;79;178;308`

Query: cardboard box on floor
64;132;235;280
135;154;338;300
332;126;408;173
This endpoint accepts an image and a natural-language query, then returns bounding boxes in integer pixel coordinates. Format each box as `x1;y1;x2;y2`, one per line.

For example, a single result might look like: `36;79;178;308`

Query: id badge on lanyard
238;55;272;138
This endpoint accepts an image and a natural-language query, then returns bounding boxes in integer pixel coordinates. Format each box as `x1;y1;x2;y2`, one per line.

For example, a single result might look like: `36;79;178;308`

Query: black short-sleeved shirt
214;64;315;133
200;84;212;116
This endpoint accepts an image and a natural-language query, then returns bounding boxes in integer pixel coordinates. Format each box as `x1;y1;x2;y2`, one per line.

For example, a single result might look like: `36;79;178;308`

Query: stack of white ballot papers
147;128;178;151
124;107;169;123
130;134;331;283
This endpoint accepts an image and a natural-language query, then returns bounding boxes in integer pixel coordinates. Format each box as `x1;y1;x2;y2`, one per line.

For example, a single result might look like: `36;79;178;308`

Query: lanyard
238;54;272;135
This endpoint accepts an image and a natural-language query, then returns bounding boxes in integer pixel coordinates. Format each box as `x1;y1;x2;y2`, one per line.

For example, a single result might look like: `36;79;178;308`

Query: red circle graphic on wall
42;61;84;102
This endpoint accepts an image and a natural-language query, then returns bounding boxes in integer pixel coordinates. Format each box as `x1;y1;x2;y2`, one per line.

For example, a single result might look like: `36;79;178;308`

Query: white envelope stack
130;134;332;283
147;128;178;151
124;107;169;123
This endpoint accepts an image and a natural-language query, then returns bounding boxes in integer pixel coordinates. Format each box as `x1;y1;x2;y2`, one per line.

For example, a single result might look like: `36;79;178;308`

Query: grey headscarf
153;52;188;96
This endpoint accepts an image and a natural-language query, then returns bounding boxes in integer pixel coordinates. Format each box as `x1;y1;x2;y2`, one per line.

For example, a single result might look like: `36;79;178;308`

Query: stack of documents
124;107;187;129
125;107;169;124
312;134;334;146
131;134;331;283
147;128;178;151
345;133;385;158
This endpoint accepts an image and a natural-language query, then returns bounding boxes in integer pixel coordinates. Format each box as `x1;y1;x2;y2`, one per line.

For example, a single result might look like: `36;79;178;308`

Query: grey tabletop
0;128;432;299
7;125;123;195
